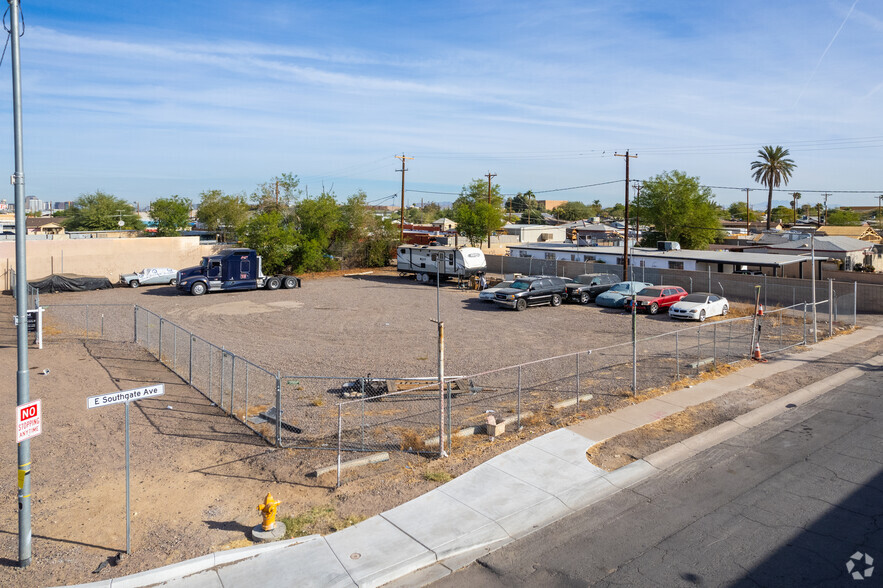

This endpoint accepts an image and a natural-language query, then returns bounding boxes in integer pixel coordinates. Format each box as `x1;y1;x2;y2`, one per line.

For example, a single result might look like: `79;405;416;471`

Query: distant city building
53;201;73;210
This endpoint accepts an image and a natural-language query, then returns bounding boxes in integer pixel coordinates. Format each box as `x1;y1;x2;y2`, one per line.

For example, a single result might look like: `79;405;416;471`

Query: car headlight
507;294;515;300
688;309;698;313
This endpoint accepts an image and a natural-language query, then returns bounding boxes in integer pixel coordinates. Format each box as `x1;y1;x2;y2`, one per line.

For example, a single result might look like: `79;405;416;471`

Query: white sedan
668;293;729;322
479;280;514;302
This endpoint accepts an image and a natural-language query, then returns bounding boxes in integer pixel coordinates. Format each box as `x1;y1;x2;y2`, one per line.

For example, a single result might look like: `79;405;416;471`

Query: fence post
159;318;163;363
828;279;834;339
707;266;711;291
244;364;249;421
447;383;452;452
713;324;717;369
803;303;807;345
853;281;857;327
517;365;522;430
220;349;226;411
188;335;194;385
337;404;342;488
133;306;138;343
172;326;177;373
360;378;365;450
575;353;580;407
230;355;235;415
209;348;213;399
675;331;680;380
275;372;282;447
763;274;767;308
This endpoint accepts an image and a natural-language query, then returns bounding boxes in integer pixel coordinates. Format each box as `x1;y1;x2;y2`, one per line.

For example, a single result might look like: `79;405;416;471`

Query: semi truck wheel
282;277;298;289
190;282;207;296
265;276;282;290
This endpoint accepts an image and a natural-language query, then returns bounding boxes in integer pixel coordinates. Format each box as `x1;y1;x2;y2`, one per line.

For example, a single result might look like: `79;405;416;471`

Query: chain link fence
37;291;853;487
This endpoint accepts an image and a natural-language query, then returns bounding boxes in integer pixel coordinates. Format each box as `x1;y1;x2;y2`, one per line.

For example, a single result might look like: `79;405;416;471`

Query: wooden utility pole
745;188;751;236
485;172;496;248
822;193;830;226
632;181;642;245
396;154;414;243
615;151;637;281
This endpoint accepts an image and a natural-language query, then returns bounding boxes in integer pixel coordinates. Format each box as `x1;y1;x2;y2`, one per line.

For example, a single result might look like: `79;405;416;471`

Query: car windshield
681;294;709;303
637;288;663;297
609;282;635;293
494;281;513;289
576;275;595;285
509;280;531;290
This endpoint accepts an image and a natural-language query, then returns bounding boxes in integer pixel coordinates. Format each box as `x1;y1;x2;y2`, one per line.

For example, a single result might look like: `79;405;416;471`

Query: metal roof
506;243;816;266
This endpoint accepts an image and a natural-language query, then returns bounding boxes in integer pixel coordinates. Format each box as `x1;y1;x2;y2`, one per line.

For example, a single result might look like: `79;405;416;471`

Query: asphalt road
433;362;883;587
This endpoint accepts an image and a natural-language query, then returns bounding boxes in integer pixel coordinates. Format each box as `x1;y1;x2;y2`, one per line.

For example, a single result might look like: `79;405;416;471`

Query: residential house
815;225;882;244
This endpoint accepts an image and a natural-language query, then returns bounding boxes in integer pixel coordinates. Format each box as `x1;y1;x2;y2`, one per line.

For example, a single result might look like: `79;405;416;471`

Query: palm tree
751;146;796;230
790;191;801;224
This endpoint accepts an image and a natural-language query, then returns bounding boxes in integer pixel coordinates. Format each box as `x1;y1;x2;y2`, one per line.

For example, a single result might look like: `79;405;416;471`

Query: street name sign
16;399;41;443
87;384;165;409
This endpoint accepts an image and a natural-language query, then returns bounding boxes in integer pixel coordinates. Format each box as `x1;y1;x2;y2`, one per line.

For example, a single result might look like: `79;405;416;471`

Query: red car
625;285;688;314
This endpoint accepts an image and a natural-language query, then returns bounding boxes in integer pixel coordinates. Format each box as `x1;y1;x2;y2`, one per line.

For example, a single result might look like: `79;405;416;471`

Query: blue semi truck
176;248;301;296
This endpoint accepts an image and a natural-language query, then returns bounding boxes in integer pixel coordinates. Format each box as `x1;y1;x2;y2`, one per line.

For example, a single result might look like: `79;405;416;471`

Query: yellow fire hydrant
257;492;282;531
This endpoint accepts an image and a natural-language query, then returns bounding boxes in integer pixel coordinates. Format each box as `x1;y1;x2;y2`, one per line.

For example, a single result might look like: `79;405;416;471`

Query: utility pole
9;0;31;568
817;203;822;224
632;181;642;245
396;154;414;243
615;151;637;281
485;172;497;248
744;188;750;236
822;193;830;226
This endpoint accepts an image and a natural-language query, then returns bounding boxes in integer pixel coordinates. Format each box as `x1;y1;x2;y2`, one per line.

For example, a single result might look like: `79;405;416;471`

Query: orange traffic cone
757;304;764;316
752;341;767;362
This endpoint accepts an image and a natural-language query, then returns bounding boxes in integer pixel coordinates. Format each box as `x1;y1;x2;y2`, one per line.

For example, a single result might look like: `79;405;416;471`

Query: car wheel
579;292;590;304
265;276;281;290
190;282;206;296
515;298;527;311
282;277;298;289
649;302;659;315
722;305;729;316
130;280;140;288
698;310;706;322
169;279;176;286
550;294;562;307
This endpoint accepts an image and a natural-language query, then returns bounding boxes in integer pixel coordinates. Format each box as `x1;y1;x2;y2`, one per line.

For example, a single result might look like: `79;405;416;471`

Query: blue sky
1;0;882;210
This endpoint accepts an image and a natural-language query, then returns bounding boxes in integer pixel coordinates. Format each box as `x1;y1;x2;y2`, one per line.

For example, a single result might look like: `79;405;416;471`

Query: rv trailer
396;245;486;283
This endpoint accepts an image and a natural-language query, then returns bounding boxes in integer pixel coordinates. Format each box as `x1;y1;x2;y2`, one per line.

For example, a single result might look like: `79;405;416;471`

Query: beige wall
1;236;222;288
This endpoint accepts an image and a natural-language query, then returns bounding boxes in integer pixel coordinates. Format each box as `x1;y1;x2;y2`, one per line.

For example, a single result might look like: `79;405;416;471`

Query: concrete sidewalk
71;325;883;588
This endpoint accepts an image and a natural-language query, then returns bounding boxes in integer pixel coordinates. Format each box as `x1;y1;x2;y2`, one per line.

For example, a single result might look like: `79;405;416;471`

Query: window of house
668;261;684;270
583;255;595;262
545;252;556;260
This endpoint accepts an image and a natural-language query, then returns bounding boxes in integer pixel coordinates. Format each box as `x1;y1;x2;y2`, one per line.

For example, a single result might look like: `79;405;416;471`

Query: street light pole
9;0;32;567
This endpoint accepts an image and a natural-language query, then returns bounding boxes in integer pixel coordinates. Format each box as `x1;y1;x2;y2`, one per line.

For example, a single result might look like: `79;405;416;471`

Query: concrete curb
64;535;321;588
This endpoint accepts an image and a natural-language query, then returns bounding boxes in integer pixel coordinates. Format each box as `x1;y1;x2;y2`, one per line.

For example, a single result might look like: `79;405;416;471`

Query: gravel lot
41;269;702;378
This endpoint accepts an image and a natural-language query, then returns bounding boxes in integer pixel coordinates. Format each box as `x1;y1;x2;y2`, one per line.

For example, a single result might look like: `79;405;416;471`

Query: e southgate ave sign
87;384;164;409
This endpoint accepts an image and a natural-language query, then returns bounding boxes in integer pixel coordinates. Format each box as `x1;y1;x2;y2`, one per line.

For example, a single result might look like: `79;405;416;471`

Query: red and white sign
16;399;42;443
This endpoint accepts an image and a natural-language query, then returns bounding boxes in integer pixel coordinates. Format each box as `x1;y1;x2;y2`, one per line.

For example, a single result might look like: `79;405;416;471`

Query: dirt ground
0;273;874;587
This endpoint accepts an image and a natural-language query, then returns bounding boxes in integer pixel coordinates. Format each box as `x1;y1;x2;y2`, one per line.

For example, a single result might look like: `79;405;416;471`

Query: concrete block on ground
680;420;748;452
325;516;436;588
380;488;508;560
495;496;573;539
219;537;355;588
604;459;659;489
643;441;698;470
555;475;620;511
437;464;556;522
552;393;593;410
527;428;595;467
485;444;606;496
311;452;389;477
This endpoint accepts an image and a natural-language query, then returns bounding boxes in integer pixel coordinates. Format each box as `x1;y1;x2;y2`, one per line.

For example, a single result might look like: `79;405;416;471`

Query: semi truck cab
176;248;301;295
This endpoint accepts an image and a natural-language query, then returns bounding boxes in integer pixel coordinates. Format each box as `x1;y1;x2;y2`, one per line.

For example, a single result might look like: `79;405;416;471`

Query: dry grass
234;404;269;420
395;427;428;452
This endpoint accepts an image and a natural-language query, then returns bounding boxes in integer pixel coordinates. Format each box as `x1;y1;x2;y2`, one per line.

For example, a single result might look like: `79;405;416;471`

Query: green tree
149;195;192;236
290;191;341;272
251;172;301;214
452;178;505;246
826;208;861;225
65;190;143;231
604;203;626;219
553;201;593;221
770;205;793;224
751;146;796;231
241;211;297;273
635;170;722;249
197;190;249;242
727;202;761;222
